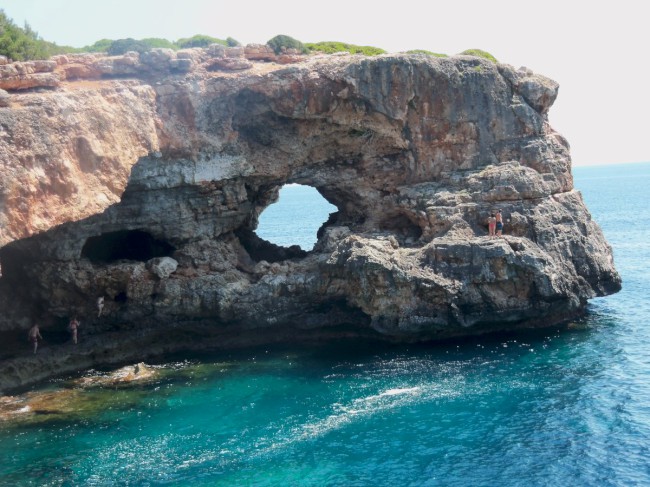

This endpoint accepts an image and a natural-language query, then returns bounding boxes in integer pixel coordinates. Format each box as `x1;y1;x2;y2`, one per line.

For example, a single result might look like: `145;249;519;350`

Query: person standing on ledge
68;317;80;344
496;210;504;237
97;296;104;317
28;324;43;354
488;213;497;237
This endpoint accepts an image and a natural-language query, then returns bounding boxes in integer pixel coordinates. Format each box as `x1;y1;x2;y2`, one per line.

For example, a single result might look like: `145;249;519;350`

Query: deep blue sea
1;163;649;486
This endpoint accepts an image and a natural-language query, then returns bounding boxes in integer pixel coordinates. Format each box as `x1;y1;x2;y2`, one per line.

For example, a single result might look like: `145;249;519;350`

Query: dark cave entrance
81;230;175;264
379;213;423;241
255;184;338;251
0;243;30;286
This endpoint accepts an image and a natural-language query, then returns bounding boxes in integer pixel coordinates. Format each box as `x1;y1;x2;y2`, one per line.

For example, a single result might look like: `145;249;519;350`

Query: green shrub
226;37;241;47
266;35;307;54
176;35;228;49
83;38;113;52
106;38;152;55
458;49;498;63
87;35;236;53
140;37;177;50
85;38;177;54
305;41;386;56
406;49;447;57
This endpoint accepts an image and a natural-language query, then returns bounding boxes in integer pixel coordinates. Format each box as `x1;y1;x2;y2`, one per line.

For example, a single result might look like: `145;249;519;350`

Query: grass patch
458;49;498;63
405;49;448;57
306;41;386;56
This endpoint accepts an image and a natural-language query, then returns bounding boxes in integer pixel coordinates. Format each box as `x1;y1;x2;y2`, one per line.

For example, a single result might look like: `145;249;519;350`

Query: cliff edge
0;47;621;390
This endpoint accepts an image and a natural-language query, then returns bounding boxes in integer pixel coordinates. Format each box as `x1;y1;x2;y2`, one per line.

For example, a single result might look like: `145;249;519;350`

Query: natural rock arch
0;52;620;391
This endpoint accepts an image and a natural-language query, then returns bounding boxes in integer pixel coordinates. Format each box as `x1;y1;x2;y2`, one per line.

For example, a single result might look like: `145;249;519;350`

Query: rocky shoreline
0;46;621;391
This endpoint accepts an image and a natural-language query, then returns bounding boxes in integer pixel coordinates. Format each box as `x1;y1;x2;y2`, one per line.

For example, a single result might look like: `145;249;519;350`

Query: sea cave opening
81;230;176;264
254;184;338;252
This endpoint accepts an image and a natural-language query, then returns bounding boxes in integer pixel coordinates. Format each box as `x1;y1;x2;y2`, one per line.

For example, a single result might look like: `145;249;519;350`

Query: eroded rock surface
0;47;620;391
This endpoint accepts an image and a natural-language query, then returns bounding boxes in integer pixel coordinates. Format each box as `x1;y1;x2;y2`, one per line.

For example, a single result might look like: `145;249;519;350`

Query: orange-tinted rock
206;57;252;71
244;43;277;61
0;72;60;90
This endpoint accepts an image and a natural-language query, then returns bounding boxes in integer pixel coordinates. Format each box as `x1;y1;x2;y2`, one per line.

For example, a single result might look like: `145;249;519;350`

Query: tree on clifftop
266;35;308;54
0;10;73;60
107;38;152;55
176;34;229;49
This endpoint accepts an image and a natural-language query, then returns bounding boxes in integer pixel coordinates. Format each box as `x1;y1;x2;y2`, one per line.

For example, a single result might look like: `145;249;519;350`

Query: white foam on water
246;384;454;461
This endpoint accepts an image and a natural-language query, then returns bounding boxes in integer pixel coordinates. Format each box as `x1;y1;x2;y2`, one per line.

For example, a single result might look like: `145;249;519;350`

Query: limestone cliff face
0;82;159;245
0;48;620;389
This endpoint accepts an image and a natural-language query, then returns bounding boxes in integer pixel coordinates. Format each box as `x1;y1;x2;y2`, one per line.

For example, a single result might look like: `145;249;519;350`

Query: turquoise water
2;163;650;486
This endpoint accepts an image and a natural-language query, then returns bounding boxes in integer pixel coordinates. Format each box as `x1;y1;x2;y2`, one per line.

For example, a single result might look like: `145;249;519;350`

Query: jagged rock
244;43;277;61
32;60;57;73
0;88;9;107
0;55;8;66
0;51;621;391
277;54;304;64
207;43;226;57
170;58;194;72
92;52;141;76
140;48;176;69
225;46;245;58
0;72;60;90
50;54;69;65
147;257;178;279
498;64;559;115
206;57;252;71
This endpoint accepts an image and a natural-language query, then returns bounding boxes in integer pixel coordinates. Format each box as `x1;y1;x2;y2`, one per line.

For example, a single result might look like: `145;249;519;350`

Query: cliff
0;46;621;391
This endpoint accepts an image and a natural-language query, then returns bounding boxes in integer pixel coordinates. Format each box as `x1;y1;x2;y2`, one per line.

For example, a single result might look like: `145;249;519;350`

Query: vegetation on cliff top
0;10;498;63
459;49;498;63
406;49;448;57
0;9;244;60
0;10;75;61
305;41;386;56
86;35;241;55
266;35;308;54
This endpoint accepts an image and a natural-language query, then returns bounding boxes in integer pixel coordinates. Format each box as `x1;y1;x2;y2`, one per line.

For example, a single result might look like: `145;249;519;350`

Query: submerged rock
0;48;620;390
75;362;157;387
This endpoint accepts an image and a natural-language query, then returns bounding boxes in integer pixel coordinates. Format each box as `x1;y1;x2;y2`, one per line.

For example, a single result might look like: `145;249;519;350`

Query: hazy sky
2;0;647;166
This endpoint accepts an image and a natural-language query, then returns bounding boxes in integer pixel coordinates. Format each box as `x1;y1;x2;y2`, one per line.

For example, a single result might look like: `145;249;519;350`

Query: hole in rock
81;230;175;264
255;184;338;251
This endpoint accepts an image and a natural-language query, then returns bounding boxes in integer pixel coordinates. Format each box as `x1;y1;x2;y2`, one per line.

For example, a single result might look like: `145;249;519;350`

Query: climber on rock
97;296;104;317
68;317;80;344
496;210;504;237
28;324;43;354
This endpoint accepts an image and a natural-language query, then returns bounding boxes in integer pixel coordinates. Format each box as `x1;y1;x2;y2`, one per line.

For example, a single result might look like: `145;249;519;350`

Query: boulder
147;257;179;279
206;57;252;71
0;72;61;91
244;43;277;61
0;88;10;107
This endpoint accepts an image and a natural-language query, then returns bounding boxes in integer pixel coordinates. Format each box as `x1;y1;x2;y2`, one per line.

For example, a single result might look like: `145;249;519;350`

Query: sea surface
256;184;338;251
1;163;649;486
